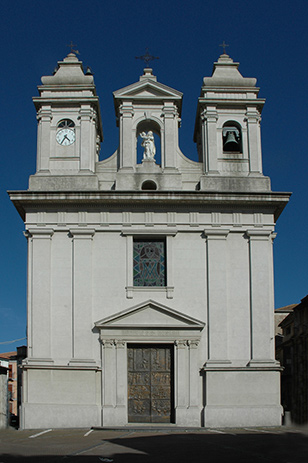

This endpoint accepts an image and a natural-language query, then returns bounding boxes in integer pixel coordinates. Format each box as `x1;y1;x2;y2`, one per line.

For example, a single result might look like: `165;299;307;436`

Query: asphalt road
0;426;308;463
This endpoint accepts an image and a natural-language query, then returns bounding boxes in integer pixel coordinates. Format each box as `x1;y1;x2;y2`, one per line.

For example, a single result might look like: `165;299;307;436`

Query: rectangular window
133;239;166;286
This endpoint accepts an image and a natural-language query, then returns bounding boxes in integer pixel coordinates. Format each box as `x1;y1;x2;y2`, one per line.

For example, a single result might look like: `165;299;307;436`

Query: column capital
201;108;218;122
69;228;95;239
246;229;272;240
119;102;134;118
101;339;115;348
175;340;187;349
162;103;178;119
37;108;52;122
204;229;229;239
114;340;126;349
187;340;200;349
26;228;54;239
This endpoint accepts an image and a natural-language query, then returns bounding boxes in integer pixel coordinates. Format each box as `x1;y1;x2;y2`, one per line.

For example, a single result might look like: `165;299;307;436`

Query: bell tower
194;53;271;192
29;52;103;190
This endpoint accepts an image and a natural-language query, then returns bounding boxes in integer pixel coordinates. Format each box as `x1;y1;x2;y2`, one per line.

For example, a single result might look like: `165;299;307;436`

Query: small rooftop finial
219;41;229;55
67;41;80;55
135;47;159;68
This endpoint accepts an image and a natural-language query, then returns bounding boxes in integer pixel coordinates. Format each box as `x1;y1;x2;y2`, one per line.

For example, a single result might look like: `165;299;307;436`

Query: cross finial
67;41;80;55
135;47;159;68
219;41;229;54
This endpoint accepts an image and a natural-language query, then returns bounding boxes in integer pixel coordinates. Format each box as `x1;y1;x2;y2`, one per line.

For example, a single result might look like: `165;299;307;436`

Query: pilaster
79;106;96;172
175;339;200;426
70;229;95;362
202;108;218;174
247;230;276;364
36;107;52;172
163;103;178;169
119;102;134;170
246;108;262;174
204;229;230;364
101;339;127;425
27;229;54;360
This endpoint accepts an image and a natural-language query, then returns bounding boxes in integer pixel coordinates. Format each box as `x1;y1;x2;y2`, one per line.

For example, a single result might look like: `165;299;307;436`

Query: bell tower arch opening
222;121;242;154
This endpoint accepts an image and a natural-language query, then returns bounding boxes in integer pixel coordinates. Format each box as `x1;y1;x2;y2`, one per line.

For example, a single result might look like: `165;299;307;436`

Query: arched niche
136;120;161;166
222;121;242;154
141;180;157;190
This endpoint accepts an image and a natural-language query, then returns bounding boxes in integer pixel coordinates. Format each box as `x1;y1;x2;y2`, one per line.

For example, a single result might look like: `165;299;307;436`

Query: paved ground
0;426;308;463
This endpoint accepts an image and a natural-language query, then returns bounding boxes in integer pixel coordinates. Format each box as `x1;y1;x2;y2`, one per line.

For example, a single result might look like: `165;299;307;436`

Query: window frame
122;228;176;299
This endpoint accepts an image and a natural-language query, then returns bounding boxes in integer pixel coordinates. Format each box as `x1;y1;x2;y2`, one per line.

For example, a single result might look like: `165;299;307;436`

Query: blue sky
1;0;307;351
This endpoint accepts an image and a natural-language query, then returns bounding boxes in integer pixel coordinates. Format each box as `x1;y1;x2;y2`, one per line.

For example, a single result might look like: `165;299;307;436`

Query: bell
224;130;239;152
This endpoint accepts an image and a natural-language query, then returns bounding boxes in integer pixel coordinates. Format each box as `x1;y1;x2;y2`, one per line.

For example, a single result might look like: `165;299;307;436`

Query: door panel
128;345;173;423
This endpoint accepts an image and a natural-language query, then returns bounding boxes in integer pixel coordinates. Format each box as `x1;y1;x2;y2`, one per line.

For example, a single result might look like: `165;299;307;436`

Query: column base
175;406;200;427
102;405;127;426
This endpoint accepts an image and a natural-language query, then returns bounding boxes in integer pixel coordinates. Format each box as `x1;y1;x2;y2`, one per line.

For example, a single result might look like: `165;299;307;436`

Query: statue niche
136;121;161;166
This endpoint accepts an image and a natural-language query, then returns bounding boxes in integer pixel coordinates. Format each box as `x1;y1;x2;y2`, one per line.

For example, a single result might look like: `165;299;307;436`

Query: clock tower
30;52;103;190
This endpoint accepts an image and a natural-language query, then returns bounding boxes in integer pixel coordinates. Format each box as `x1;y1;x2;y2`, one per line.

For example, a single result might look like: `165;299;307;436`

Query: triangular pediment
113;80;183;101
95;300;204;330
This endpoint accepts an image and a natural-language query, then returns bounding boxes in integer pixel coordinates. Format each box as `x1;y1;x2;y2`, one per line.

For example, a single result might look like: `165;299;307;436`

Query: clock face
56;128;75;146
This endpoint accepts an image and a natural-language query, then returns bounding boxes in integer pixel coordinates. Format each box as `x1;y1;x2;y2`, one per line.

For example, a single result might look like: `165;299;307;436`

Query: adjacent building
276;296;308;424
9;52;290;429
0;347;27;427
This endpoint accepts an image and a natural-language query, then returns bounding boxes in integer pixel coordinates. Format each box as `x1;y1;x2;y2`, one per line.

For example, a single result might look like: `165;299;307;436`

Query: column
101;340;116;425
247;230;275;363
27;229;54;360
188;340;199;408
204;229;230;364
70;228;95;362
175;340;188;412
114;340;127;424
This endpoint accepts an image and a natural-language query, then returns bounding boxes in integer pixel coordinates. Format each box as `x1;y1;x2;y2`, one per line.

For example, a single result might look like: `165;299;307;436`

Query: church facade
10;52;290;429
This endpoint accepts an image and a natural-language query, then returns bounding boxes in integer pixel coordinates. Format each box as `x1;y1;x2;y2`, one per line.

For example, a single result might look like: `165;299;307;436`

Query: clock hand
61;134;70;144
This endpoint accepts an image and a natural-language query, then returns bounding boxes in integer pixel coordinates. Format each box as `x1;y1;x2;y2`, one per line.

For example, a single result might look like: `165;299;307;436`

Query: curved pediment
95;300;205;330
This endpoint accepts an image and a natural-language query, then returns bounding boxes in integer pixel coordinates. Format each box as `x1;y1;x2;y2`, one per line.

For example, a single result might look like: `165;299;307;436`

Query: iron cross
219;41;229;54
67;41;80;55
135;48;159;67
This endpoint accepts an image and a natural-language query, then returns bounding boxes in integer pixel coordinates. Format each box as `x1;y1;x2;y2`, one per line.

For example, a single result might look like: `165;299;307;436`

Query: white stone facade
10;52;290;429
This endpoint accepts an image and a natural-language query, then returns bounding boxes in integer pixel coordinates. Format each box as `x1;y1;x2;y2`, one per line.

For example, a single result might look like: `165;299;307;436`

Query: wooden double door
128;344;174;423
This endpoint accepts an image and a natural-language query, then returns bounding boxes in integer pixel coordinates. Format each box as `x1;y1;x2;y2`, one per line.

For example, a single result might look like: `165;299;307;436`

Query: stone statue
140;131;156;161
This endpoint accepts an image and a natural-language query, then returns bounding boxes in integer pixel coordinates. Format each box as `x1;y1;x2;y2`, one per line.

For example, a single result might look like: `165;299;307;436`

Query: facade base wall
203;369;282;427
21;368;101;429
204;405;282;427
21;403;101;429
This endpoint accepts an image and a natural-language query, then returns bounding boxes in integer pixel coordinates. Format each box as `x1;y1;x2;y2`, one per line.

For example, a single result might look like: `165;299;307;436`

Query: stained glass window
133;239;166;286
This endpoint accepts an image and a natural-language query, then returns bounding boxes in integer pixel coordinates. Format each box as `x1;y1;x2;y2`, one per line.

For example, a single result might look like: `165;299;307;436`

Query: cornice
8;189;291;222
